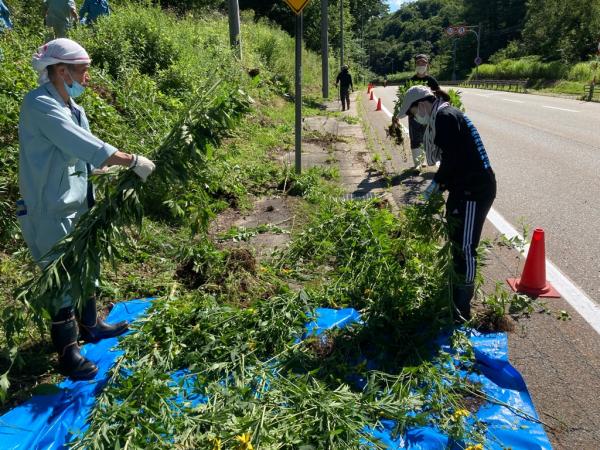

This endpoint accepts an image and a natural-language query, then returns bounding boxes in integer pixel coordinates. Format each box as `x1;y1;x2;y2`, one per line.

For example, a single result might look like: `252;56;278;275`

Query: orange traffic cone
507;228;560;297
367;84;372;93
369;91;374;101
376;98;382;111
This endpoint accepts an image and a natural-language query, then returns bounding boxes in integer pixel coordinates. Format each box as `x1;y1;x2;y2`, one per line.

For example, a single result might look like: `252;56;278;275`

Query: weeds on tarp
73;198;490;449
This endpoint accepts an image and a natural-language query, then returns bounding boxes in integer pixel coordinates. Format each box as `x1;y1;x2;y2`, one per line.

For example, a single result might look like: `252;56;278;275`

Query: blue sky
386;0;416;13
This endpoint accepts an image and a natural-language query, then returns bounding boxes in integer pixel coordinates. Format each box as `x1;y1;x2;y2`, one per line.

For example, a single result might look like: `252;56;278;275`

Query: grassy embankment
470;56;599;98
0;0;331;402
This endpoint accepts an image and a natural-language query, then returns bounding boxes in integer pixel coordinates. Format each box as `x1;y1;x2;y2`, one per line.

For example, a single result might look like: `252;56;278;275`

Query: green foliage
366;0;599;83
72;200;488;449
0;0;327;401
16;83;252;320
472;56;568;81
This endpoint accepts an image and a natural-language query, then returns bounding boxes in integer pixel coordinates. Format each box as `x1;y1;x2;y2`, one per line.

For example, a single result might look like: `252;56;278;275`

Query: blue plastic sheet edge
0;300;553;449
0;299;152;450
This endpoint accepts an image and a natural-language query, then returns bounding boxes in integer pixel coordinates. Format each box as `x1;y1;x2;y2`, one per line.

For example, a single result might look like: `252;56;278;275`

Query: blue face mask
63;71;86;98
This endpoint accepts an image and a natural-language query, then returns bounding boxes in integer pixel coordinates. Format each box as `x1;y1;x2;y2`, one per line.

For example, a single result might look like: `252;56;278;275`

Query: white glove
423;180;439;201
129;155;156;182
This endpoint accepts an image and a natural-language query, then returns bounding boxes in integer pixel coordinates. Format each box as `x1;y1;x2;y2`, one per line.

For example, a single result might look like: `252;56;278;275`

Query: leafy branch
15;81;253;318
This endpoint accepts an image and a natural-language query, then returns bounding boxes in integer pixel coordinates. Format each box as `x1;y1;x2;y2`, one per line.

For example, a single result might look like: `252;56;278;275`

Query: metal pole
475;25;481;80
321;0;329;99
228;0;242;59
339;0;344;69
468;26;481;80
295;12;303;174
452;39;457;81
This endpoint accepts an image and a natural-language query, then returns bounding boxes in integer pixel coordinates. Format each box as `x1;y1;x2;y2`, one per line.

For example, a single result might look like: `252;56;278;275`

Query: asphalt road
372;86;600;305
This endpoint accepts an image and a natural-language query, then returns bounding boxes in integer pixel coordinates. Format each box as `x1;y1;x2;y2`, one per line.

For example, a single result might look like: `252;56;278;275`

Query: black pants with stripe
446;193;495;286
446;193;494;320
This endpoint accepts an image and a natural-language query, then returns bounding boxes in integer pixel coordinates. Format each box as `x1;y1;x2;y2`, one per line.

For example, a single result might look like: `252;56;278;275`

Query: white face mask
416;66;427;75
414;114;429;125
413;103;430;125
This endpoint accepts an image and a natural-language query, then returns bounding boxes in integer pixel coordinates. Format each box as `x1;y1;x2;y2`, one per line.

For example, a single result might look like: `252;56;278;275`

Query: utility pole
321;0;329;98
339;0;344;69
228;0;242;59
452;39;457;81
295;12;303;174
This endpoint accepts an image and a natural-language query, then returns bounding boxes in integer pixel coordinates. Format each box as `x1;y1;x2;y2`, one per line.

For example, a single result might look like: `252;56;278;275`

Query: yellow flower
465;444;484;450
451;408;470;421
211;438;222;450
235;432;254;450
281;268;292;274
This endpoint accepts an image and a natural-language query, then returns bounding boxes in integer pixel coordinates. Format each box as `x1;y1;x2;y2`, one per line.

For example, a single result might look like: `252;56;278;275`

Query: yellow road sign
284;0;311;15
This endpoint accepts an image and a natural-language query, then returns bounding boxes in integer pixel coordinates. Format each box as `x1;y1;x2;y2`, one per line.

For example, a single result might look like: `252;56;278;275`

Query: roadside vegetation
0;0;555;447
364;0;600;98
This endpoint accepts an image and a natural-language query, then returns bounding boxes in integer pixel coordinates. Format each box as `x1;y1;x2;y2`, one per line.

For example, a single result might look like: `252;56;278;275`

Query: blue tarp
0;300;552;449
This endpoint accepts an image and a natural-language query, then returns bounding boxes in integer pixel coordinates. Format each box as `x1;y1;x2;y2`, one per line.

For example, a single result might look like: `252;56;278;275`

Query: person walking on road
397;85;497;323
407;54;440;169
336;65;354;111
79;0;110;25
0;0;13;31
44;0;78;38
19;38;156;380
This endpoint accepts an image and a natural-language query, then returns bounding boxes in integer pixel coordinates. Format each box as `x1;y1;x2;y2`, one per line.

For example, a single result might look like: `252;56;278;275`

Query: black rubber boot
452;284;474;324
51;307;98;380
78;297;129;343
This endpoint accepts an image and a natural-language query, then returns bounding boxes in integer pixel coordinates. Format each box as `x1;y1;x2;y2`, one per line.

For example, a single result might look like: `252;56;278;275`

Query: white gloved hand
423;180;439;201
129;155;156;182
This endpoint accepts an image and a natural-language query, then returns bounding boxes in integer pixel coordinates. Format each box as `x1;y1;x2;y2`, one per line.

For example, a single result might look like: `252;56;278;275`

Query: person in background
19;39;156;380
79;0;109;25
335;65;354;112
407;54;440;170
44;0;78;38
397;85;496;324
0;0;13;31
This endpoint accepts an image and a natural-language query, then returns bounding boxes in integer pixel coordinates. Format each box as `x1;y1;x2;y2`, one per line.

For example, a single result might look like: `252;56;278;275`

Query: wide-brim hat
396;85;435;118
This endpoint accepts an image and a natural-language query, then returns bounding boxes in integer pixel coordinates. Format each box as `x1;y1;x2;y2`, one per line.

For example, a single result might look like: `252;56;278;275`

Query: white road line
543;105;579;113
374;93;600;336
473;93;501;98
487;208;600;336
502;98;525;104
371;92;393;118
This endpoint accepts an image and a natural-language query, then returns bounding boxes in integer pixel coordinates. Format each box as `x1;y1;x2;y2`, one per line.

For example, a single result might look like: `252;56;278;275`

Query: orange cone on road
367;84;372;93
507;228;560;297
376;98;382;111
369;91;374;100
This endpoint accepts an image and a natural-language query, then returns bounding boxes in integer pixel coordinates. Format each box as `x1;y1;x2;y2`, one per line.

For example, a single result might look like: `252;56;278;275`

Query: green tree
522;0;600;63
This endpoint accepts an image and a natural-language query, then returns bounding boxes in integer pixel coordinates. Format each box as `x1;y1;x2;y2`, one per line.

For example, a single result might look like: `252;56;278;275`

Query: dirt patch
225;248;256;274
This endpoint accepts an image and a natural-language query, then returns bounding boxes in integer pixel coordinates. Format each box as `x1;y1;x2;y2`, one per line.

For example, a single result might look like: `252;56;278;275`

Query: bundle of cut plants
71;198;494;449
15;81;253;320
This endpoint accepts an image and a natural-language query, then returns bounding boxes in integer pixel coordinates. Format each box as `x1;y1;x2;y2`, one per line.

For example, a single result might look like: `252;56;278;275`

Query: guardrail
584;84;599;102
461;79;528;92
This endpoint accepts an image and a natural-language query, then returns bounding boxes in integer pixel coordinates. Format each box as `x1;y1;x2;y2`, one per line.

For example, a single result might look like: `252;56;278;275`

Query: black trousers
446;193;495;286
408;115;426;149
340;89;350;110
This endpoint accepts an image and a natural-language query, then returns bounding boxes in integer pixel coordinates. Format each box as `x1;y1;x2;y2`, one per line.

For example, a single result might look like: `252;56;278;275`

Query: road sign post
446;24;481;79
284;0;311;174
295;12;303;174
228;0;242;59
321;0;329;99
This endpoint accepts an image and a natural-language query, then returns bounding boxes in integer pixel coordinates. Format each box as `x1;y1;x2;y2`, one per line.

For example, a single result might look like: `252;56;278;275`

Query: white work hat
396;85;435;118
32;38;91;85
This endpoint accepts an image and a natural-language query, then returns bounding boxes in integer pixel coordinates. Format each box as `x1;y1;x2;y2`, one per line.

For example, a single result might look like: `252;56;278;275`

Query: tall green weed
470;56;599;83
